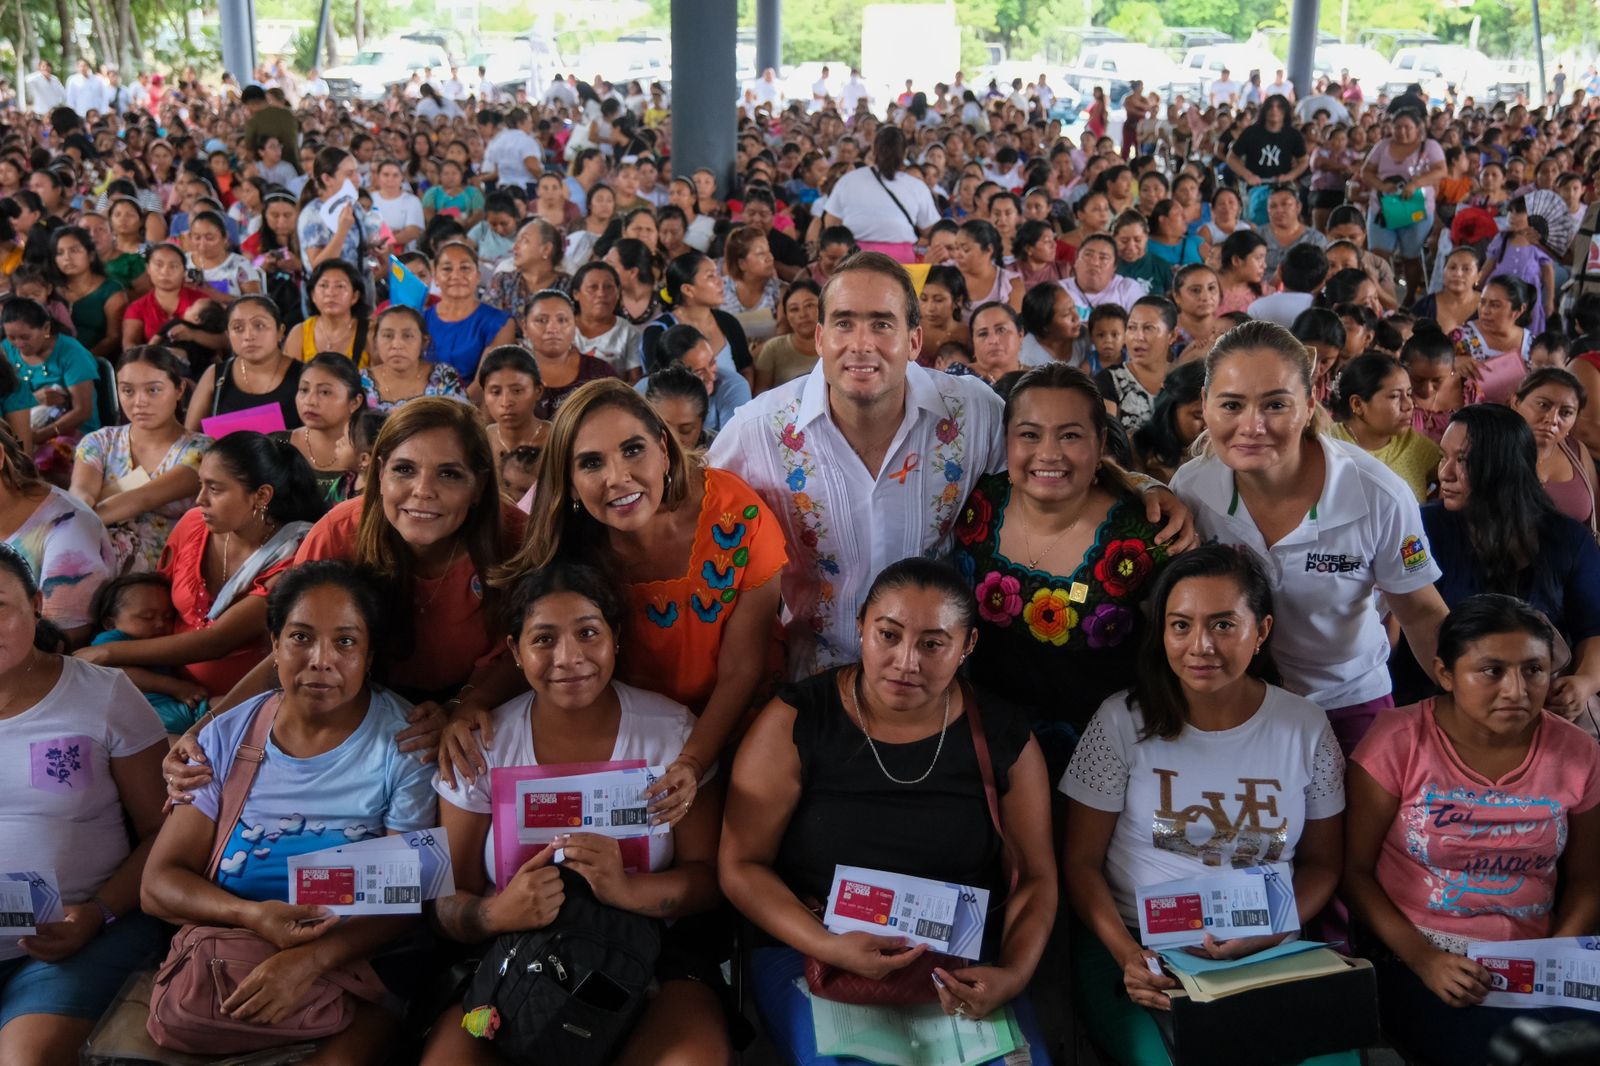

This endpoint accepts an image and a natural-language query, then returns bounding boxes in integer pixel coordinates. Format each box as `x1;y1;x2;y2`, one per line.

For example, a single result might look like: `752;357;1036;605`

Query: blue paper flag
388;255;427;311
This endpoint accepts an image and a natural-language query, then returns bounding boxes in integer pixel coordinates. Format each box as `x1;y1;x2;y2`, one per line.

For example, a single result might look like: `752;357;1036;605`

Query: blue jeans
751;946;1053;1066
1368;209;1434;261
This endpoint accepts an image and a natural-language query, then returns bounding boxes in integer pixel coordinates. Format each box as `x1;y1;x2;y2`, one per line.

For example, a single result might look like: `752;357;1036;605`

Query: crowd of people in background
0;43;1598;1066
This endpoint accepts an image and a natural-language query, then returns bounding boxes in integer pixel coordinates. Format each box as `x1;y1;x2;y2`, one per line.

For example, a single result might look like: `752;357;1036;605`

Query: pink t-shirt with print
1352;700;1600;946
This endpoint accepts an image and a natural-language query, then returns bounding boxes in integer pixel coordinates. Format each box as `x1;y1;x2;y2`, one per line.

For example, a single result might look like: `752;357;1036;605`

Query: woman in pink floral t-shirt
1345;594;1600;1066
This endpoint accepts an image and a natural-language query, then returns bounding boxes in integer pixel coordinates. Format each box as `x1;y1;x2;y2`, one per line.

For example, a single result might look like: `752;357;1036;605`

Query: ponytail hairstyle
302;352;368;438
922;264;970;320
203;430;328;526
1198;319;1330;456
1002;362;1139;499
662;249;708;306
958;219;1004;267
1485;275;1536;329
1400;319;1456;371
872;125;908;182
1328;352;1406;422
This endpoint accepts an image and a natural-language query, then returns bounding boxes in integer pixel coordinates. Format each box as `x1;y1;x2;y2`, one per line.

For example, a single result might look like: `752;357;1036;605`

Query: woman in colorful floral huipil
954;364;1169;780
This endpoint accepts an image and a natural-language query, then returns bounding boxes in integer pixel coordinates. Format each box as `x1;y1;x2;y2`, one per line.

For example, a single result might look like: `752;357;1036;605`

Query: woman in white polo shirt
1170;320;1449;753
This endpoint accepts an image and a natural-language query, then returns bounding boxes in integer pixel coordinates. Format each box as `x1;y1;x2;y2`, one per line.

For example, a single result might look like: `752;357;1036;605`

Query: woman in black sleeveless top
721;558;1058;1066
185;296;304;433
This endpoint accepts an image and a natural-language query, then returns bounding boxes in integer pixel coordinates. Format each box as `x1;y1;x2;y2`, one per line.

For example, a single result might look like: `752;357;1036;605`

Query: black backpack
460;867;662;1065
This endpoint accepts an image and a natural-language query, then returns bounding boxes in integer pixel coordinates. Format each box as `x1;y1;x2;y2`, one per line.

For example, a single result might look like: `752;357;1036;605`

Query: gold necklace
1016;494;1086;569
220;532;236;583
300;427;340;469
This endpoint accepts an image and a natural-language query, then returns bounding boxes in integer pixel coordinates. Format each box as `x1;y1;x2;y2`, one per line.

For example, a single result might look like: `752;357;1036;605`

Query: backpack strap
205;693;283;880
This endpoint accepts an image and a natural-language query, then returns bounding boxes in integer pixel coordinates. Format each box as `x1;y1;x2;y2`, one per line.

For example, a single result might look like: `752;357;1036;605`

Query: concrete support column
671;0;737;198
756;0;782;76
1287;0;1320;102
219;0;258;86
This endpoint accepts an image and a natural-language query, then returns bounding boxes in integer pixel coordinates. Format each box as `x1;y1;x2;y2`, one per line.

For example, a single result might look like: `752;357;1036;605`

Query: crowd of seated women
2;60;1600;1066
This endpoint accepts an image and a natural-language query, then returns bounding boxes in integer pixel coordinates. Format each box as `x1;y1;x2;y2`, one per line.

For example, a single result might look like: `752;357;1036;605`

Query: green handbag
1380;187;1427;229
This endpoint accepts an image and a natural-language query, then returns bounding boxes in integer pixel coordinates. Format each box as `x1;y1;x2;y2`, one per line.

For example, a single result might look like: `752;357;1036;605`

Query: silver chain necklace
848;668;951;786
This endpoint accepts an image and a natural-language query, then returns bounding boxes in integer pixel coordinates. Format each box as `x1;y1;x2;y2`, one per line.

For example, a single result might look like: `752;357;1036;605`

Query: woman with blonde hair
438;378;785;827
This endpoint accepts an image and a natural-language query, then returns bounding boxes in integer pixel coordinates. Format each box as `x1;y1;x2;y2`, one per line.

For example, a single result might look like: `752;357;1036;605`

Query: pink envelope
200;402;287;439
490;760;651;887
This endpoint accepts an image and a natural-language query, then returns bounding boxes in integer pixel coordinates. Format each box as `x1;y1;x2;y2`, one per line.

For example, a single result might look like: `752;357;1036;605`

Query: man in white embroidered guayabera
709;252;1198;679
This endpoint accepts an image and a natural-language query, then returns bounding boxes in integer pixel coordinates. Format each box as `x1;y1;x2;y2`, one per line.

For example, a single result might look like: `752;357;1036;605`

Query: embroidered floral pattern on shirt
953;475;1168;650
771;405;839;650
926;396;968;540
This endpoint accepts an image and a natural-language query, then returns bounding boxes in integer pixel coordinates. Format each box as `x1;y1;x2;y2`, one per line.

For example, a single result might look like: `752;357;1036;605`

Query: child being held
500;445;541;504
88;574;209;735
156;296;228;378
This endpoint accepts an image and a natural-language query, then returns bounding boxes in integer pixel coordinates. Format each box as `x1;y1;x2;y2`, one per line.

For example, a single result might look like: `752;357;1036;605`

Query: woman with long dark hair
1391;403;1600;716
50;225;126;358
640;250;753;385
75;431;325;699
1064;545;1345;1063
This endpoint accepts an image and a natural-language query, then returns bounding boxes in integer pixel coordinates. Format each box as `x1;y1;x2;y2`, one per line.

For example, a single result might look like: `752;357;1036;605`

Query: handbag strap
959;680;1018;892
205;693;282;880
870;168;919;237
1560;436;1599;539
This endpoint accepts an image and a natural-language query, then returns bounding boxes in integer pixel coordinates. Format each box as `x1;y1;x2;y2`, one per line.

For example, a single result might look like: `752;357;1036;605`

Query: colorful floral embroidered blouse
622;466;788;711
953;474;1168;769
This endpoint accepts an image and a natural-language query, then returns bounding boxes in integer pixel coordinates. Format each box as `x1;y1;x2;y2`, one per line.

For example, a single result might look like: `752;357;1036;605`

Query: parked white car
1383;45;1530;105
323;40;452;102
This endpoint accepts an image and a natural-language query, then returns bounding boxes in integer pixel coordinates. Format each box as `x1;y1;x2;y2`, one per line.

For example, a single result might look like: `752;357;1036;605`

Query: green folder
809;986;1022;1066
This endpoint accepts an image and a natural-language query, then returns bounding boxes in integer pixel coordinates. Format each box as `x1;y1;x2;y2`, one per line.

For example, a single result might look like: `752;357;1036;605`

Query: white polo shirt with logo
1169;436;1441;709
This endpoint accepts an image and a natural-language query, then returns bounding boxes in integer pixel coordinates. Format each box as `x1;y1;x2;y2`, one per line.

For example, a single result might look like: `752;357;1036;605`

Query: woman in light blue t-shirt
142;560;436;1063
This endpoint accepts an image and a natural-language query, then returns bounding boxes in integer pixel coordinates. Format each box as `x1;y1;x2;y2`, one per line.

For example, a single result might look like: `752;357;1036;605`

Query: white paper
286;834;434;916
1136;863;1299;949
0;869;64;940
824;865;989;959
319;179;360;234
1471;936;1600;1012
514;766;670;845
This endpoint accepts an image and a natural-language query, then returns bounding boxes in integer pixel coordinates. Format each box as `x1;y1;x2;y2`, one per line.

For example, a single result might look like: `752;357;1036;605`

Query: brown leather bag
146;695;388;1054
804;681;1013;1005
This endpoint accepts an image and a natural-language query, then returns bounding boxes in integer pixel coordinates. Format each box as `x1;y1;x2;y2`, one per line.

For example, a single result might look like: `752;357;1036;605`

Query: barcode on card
1563;980;1600;1002
0;911;33;927
1230;909;1269;926
383;885;420;905
609;807;647;826
915;918;953;942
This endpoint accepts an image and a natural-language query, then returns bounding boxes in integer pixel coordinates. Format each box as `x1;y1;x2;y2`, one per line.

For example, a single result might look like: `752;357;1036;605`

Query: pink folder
200;402;287;439
490;760;651;887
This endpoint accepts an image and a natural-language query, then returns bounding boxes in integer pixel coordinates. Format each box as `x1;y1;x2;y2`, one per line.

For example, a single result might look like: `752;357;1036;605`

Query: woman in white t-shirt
0;545;168;1062
1169;320;1449;754
1062;545;1348;1066
820;126;939;263
370;160;425;253
422;562;729;1066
